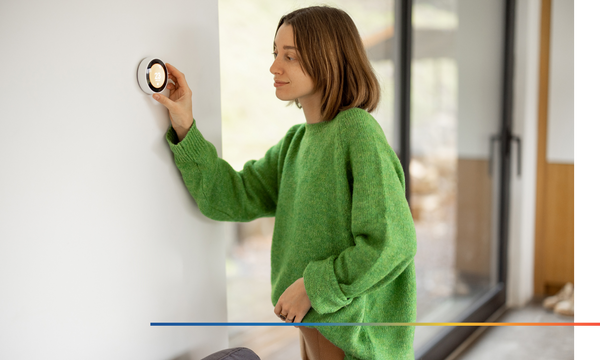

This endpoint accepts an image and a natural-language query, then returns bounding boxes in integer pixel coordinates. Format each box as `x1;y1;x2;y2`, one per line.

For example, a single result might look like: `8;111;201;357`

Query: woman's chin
275;93;293;102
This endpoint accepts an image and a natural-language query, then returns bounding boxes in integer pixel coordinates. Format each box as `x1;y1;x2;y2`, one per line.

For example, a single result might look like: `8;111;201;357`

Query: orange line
406;323;595;326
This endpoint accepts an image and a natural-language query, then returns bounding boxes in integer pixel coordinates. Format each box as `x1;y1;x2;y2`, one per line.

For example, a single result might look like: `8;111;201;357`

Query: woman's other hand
274;278;312;325
153;63;194;141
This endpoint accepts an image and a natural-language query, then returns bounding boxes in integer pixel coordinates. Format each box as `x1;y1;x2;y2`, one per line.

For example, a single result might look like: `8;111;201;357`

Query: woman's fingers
152;93;175;111
274;303;282;317
168;74;177;85
275;302;295;322
278;311;306;323
274;303;287;321
293;309;308;323
274;279;312;324
166;63;190;90
150;63;194;140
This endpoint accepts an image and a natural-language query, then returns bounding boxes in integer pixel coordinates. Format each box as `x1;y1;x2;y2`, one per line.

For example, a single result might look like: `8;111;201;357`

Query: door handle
489;134;522;177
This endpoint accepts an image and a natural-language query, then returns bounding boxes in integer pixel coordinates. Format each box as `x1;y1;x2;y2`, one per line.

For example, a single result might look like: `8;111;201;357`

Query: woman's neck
302;106;323;124
299;91;324;124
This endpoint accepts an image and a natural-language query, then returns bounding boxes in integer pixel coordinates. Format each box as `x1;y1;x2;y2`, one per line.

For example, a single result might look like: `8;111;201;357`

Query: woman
154;6;417;360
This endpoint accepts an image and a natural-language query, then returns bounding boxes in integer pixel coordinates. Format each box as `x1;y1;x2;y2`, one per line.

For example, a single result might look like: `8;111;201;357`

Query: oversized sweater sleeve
303;118;417;314
165;120;298;222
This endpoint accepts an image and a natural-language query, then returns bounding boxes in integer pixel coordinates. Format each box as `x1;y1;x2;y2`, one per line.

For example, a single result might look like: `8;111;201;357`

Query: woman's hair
276;6;381;121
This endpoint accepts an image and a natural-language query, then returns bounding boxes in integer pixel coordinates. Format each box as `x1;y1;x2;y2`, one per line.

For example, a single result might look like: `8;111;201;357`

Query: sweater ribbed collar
304;118;334;136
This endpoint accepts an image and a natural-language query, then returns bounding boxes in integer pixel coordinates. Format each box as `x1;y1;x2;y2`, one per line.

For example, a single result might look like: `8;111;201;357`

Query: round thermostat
137;57;168;95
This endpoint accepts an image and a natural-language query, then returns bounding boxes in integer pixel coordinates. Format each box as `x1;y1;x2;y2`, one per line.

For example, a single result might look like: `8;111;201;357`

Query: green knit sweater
166;108;417;360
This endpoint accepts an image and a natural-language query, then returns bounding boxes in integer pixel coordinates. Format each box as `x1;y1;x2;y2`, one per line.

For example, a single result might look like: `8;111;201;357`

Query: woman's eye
272;52;295;61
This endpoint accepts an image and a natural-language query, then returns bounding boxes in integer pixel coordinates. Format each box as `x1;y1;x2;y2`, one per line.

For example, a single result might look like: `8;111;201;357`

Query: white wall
0;1;228;359
507;0;575;308
507;0;541;308
547;0;574;164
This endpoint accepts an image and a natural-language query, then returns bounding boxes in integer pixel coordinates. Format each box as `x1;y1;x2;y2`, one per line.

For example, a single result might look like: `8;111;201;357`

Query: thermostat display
137;57;168;95
149;63;165;88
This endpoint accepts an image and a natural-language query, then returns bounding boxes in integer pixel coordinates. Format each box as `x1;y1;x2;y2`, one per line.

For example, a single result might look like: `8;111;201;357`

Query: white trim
507;0;541;308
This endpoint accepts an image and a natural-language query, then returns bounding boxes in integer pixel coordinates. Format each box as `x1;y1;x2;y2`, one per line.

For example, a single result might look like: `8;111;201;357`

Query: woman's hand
274;278;312;324
153;63;194;141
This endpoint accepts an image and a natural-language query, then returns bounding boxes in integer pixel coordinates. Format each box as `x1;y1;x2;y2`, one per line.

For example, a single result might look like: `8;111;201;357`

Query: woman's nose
270;57;282;75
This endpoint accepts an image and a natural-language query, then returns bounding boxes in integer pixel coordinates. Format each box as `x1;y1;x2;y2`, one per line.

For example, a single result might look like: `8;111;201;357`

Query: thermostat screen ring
146;59;167;93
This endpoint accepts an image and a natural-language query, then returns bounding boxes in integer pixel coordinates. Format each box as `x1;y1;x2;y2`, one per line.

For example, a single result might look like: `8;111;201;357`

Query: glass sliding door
403;0;516;358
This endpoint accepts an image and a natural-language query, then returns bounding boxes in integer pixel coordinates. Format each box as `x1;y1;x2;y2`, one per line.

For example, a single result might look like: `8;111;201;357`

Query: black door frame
393;0;517;358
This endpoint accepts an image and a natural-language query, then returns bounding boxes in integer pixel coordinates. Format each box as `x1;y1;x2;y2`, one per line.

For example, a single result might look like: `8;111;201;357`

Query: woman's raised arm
153;63;194;141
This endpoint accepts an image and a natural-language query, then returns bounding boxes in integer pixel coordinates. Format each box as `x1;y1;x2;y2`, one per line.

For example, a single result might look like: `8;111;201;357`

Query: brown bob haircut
276;6;381;121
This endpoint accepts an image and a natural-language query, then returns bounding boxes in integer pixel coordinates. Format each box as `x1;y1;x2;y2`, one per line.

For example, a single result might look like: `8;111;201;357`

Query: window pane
410;0;505;349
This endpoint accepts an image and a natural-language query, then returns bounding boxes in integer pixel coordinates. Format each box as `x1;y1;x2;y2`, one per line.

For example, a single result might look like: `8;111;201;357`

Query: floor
453;302;574;360
226;255;301;360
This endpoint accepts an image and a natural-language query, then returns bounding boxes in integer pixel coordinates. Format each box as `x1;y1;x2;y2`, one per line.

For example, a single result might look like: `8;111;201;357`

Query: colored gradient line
150;322;599;327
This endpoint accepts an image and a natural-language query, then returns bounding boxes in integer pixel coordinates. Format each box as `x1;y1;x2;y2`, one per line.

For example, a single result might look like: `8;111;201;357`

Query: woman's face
270;24;318;105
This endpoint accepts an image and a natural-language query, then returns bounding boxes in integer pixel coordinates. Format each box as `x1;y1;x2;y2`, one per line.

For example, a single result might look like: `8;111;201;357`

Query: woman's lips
274;81;288;88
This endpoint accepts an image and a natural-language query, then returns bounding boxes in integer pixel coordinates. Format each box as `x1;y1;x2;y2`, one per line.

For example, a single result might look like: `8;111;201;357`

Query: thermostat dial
137;57;168;95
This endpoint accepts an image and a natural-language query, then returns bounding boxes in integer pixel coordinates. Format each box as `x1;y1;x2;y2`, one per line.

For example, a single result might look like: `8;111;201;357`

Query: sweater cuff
165;119;213;164
303;256;352;315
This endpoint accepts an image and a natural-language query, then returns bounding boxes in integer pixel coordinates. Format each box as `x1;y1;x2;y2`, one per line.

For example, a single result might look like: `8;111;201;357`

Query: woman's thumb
153;93;173;109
